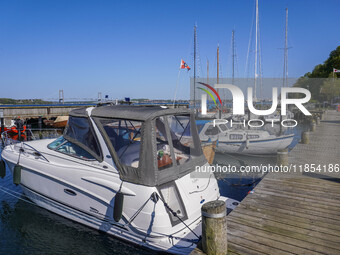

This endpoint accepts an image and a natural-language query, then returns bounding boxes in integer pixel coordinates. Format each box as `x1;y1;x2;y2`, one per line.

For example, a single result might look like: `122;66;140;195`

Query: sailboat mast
207;59;209;83
193;25;197;107
217;44;221;118
254;0;258;101
232;30;235;85
283;8;288;88
217;44;220;92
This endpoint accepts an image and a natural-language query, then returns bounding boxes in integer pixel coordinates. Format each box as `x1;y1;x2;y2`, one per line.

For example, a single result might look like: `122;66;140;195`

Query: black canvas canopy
68;105;206;187
91;105;191;121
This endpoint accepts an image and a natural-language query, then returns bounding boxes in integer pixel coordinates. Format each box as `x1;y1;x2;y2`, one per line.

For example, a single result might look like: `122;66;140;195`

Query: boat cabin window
99;119;142;168
204;125;220;136
229;134;243;140
48;136;96;160
219;124;228;131
247;134;260;139
156;117;173;170
155;115;198;170
167;115;196;165
64;116;101;159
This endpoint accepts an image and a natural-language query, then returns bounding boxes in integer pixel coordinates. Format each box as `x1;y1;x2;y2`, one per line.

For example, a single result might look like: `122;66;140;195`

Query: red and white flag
333;68;340;73
180;59;191;70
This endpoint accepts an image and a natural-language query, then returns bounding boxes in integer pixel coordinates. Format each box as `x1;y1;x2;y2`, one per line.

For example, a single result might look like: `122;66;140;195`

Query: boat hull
2;158;202;254
1;142;235;254
216;134;294;155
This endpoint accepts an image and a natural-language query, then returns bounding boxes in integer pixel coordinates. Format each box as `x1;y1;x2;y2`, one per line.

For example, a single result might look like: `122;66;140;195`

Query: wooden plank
235;202;340;232
228;242;265;255
253;187;340;209
230;206;340;238
243;192;340;216
258;181;340;201
262;177;340;194
231;203;340;233
263;175;340;187
243;197;340;222
229;224;340;255
228;232;292;255
228;217;340;251
262;176;340;192
229;210;340;243
228;226;323;255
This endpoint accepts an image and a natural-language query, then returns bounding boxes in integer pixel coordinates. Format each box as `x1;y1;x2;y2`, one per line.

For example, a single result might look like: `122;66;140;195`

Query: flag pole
173;68;182;108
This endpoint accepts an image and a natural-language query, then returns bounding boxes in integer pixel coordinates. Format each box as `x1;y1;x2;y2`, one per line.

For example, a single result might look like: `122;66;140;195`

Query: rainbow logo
197;82;223;108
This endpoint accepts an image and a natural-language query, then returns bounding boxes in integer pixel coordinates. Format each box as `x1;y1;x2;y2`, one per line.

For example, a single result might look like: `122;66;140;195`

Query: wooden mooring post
201;200;227;255
316;117;320;125
38;116;43;139
310;121;316;132
301;131;309;144
277;149;288;166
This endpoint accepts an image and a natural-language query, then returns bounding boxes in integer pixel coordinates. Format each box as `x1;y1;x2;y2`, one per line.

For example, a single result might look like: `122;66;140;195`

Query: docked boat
263;110;294;123
1;105;238;254
52;115;69;128
199;121;294;155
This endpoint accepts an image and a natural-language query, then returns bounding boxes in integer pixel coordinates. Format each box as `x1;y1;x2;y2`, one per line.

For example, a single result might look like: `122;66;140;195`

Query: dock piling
202;200;227;255
301;131;309;144
38;116;43;139
310;121;316;132
277;149;288;166
316;117;320;125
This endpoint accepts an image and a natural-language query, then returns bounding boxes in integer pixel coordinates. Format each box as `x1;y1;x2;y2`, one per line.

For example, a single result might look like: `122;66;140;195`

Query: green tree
293;46;340;102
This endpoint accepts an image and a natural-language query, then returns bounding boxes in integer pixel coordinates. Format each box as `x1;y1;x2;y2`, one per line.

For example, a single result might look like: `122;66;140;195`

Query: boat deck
227;110;340;254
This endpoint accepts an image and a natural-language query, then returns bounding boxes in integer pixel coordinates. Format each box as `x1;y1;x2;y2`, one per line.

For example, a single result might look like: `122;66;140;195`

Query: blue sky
0;0;339;100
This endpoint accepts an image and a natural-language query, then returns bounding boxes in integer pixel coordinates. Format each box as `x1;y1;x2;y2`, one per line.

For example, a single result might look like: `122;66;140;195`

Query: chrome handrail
1;129;61;162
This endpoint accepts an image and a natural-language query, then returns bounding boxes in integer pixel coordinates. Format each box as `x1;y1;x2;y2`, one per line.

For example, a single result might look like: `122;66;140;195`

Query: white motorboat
1;105;239;254
199;121;294;155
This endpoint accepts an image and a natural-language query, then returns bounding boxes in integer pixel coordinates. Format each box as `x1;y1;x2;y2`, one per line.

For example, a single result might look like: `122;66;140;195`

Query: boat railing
1;129;61;162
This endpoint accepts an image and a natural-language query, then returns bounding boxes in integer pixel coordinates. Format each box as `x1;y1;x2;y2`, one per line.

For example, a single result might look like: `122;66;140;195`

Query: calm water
0;122;308;254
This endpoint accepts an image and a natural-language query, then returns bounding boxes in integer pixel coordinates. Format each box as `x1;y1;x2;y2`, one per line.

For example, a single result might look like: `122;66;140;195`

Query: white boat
1;105;239;254
199;122;294;155
263;110;294;123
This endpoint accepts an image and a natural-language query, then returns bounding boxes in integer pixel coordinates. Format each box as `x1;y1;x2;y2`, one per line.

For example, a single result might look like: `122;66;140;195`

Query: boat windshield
48;116;102;161
98;119;142;168
64;116;102;159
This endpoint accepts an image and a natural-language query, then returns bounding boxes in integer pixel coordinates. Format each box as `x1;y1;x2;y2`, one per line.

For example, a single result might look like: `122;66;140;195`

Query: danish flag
180;59;191;70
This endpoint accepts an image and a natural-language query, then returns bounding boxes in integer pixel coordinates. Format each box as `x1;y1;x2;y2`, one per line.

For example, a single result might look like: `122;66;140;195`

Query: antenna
98;92;102;102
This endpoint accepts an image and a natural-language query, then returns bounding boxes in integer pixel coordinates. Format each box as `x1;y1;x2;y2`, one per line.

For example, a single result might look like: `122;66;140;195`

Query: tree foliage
0;98;51;105
293;46;340;102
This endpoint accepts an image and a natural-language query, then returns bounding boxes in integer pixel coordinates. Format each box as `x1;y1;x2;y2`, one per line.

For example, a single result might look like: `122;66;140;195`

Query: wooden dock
226;110;340;254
